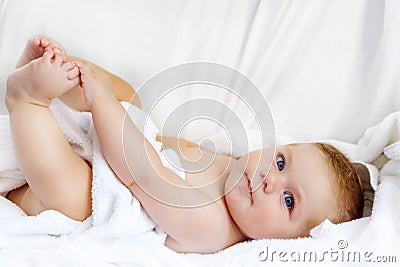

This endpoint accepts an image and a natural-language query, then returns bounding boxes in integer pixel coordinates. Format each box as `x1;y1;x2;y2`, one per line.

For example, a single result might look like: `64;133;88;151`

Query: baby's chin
224;178;252;216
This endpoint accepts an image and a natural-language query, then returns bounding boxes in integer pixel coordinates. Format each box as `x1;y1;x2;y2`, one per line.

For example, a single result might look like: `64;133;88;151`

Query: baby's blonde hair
312;142;364;223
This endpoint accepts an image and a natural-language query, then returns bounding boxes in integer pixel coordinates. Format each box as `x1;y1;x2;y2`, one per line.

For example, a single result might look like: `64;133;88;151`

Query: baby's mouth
247;176;253;199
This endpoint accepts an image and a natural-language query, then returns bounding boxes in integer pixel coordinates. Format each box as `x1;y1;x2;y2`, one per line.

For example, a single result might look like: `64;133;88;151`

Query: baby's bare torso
174;147;231;185
164;147;246;251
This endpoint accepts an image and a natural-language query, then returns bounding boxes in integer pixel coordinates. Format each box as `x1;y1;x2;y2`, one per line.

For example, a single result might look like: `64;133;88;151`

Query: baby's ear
351;162;379;190
352;162;369;188
351;162;378;217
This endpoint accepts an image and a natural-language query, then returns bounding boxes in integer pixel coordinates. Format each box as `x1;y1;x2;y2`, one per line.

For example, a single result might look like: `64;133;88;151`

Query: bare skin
15;36;67;69
14;35;139;111
6;49;91;221
6;36;139;221
78;64;338;252
59;55;141;111
6;36;339;254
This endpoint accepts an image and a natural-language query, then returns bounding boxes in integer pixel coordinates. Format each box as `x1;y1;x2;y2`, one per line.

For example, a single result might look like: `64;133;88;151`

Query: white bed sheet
1;0;399;144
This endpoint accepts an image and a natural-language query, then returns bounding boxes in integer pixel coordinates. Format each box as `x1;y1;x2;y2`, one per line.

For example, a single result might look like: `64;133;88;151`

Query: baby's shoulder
165;198;242;253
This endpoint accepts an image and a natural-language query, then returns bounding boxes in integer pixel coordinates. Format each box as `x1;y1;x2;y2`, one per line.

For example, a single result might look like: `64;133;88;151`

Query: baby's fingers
61;62;75;71
69;76;81;89
67;65;80;80
75;60;95;76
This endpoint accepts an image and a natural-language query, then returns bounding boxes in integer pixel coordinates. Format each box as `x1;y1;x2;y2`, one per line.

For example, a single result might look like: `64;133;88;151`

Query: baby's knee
44;197;92;222
67;205;91;222
41;182;92;222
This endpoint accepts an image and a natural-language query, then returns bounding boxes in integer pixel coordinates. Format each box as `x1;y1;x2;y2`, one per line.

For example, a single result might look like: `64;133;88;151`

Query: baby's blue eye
277;155;285;171
284;192;294;210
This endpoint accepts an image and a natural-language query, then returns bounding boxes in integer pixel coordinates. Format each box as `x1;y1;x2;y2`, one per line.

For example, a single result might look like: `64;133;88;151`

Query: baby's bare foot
75;60;113;108
6;50;80;109
15;36;66;69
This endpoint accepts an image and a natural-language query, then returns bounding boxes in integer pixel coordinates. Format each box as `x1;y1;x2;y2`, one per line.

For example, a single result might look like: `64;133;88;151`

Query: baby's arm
156;135;199;150
77;61;225;253
59;56;141;111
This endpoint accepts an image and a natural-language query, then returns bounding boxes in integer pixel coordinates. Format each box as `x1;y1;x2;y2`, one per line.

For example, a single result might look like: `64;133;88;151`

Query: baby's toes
66;65;80;80
52;47;67;63
40;37;56;51
39;37;50;49
30;36;43;48
61;61;75;72
41;50;55;64
51;53;64;66
75;60;94;75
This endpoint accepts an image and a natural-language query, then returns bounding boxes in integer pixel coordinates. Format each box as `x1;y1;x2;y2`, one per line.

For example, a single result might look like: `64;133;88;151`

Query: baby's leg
6;51;92;221
59;56;139;111
16;35;66;69
15;36;139;110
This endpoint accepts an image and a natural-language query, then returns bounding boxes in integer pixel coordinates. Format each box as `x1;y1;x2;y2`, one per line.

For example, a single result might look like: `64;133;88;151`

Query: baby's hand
75;60;113;108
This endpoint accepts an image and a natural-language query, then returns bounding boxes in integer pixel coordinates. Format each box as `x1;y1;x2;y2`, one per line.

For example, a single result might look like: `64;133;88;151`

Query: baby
5;36;364;253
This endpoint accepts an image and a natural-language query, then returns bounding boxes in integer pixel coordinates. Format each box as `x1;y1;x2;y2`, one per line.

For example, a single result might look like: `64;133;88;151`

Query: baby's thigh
8;173;92;221
8;184;46;215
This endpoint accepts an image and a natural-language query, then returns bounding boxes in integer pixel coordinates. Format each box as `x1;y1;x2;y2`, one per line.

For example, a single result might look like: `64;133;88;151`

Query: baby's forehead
289;143;330;180
283;142;316;150
286;144;338;223
283;143;325;163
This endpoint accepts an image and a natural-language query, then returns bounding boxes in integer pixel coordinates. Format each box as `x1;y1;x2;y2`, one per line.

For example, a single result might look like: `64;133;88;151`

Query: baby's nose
261;169;281;194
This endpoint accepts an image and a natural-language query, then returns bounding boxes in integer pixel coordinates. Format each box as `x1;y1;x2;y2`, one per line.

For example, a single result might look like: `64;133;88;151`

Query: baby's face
225;144;338;239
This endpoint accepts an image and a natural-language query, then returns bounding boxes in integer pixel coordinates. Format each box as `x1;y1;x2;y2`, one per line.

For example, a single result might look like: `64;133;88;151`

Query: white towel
198;111;400;261
0;99;183;241
310;111;400;255
324;112;400;189
1;101;399;266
